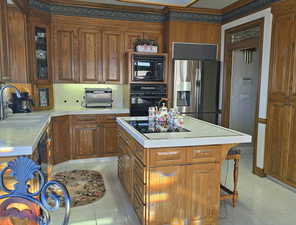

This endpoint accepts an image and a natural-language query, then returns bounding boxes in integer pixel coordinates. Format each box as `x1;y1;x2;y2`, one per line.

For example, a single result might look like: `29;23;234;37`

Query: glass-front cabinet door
29;19;52;84
33;84;53;110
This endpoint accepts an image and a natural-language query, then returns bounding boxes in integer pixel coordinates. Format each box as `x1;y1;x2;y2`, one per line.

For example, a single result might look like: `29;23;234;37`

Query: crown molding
222;0;255;14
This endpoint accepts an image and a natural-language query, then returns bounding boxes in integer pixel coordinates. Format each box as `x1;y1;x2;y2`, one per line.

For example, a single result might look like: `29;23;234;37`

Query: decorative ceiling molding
118;0;199;8
222;0;280;23
28;0;280;24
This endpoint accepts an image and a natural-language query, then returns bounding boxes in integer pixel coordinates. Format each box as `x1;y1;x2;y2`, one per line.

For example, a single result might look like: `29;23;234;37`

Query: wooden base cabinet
118;127;231;225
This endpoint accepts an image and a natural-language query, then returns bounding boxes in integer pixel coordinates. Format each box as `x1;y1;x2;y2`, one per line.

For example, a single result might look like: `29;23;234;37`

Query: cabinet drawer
134;159;146;184
187;146;220;163
133;191;146;224
72;115;97;122
149;149;186;166
133;174;146;203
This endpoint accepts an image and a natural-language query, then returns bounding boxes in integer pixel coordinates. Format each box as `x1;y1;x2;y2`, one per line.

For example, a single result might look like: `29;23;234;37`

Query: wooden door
102;30;124;84
0;0;10;82
265;101;291;179
289;16;296;99
147;166;187;225
52;116;71;164
79;29;103;83
269;14;295;100
143;31;163;52
186;163;220;225
53;26;78;82
101;122;119;156
72;122;98;159
124;31;143;52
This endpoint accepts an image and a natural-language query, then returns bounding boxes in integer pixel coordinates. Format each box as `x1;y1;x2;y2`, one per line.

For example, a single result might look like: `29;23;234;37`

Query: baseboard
253;167;266;177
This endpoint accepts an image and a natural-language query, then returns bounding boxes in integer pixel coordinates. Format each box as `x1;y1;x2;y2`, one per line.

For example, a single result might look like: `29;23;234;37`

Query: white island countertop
117;116;252;148
0;106;129;157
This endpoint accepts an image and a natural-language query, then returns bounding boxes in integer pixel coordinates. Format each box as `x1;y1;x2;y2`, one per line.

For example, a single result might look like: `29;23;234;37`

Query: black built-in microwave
133;54;165;82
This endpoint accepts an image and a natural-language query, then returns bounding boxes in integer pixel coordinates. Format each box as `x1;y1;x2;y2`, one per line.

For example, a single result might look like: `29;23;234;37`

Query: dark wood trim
258;118;267;124
222;0;255;14
222;18;265;177
52;0;163;14
11;0;29;14
164;6;222;15
253;167;266;177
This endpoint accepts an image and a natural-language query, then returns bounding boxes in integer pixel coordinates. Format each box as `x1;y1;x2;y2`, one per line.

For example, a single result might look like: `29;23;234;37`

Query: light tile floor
51;146;296;225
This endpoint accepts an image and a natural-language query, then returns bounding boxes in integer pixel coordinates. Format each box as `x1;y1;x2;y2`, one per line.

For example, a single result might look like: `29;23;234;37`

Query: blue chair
0;157;71;225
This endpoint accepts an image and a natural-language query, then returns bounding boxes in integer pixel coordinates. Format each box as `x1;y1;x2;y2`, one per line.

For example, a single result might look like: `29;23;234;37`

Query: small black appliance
9;92;33;113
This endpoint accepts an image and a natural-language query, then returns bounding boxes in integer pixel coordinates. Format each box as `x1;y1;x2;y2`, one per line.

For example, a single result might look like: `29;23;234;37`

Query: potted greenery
135;39;158;53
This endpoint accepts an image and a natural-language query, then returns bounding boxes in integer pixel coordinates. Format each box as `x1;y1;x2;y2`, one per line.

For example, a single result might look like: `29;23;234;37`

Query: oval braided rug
52;170;106;207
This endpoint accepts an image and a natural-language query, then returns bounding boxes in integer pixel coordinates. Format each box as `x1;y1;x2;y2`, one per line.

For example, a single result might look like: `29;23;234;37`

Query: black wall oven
132;54;166;82
130;84;167;116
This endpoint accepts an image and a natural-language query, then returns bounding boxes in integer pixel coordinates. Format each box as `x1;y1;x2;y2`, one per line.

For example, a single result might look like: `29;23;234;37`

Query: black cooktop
128;120;190;134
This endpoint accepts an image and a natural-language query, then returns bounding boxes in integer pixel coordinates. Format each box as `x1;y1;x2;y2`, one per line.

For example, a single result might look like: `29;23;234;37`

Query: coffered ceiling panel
75;0;242;9
118;0;199;7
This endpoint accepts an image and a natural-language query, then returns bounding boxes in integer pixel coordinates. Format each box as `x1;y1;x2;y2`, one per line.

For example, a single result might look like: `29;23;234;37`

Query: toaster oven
84;88;113;108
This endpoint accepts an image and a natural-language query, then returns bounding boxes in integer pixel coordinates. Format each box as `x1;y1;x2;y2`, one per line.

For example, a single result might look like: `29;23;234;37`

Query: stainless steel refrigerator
173;60;220;124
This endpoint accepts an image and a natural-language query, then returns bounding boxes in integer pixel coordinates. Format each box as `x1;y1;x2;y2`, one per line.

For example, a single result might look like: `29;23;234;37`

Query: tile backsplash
53;84;129;108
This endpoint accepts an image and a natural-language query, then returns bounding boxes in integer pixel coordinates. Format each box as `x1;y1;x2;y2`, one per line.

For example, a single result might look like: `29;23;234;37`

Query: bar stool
220;149;241;207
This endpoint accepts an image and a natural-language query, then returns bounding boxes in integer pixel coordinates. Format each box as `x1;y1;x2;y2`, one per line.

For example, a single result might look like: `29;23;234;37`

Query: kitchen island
116;116;251;225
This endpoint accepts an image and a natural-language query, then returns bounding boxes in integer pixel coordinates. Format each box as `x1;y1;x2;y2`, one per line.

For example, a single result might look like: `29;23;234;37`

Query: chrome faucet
0;84;21;120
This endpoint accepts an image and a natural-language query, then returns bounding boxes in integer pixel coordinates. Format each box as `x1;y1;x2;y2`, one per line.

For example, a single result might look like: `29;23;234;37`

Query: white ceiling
77;0;242;9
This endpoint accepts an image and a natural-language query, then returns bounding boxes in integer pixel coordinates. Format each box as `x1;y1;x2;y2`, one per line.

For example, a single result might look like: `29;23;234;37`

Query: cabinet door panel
79;30;102;83
285;104;296;185
143;31;163;52
147;166;186;225
102;31;123;83
73;123;97;159
102;122;119;156
0;0;10;81
269;15;294;98
54;27;78;82
290;16;296;98
125;31;143;51
265;102;291;178
52;116;70;164
187;164;220;225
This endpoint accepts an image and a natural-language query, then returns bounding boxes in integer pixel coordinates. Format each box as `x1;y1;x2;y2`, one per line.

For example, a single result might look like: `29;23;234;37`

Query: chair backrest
0;157;71;225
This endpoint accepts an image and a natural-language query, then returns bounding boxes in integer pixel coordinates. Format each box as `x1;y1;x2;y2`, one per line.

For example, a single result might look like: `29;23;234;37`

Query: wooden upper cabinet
28;16;52;84
187;163;220;225
0;0;10;82
53;26;78;83
125;31;143;52
79;29;103;83
7;7;28;83
102;30;124;84
143;31;163;53
269;14;295;99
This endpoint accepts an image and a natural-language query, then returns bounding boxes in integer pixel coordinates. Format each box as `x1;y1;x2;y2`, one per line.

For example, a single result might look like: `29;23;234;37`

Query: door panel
79;29;102;83
265;102;291;178
147;166;186;225
102;30;124;83
269;15;294;98
285;103;296;185
54;26;78;82
73;123;98;159
52;116;70;164
101;122;119;156
187;163;220;225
